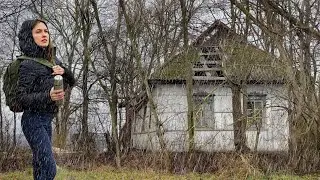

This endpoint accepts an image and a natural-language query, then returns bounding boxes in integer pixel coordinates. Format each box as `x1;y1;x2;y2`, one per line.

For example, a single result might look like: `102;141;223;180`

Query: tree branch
263;0;320;40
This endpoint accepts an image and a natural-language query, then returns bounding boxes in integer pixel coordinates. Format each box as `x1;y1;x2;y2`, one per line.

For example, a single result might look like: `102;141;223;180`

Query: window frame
246;94;267;131
193;92;215;129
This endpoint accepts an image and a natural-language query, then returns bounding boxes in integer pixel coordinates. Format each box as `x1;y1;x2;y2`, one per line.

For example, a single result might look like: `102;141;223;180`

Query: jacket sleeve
17;61;52;109
56;60;76;88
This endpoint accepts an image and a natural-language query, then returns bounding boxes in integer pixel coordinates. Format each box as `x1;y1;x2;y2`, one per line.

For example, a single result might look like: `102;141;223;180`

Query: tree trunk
179;0;195;153
288;0;320;172
81;47;90;156
54;88;72;149
118;0;167;151
231;84;250;153
110;57;121;167
0;72;3;151
119;105;133;153
90;0;122;167
77;0;92;158
110;95;120;167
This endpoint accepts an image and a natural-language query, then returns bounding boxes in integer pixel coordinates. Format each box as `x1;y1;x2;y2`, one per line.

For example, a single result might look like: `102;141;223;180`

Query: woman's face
32;22;49;48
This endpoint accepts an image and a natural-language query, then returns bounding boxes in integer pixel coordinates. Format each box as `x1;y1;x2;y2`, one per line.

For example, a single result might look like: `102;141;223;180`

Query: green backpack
3;55;54;112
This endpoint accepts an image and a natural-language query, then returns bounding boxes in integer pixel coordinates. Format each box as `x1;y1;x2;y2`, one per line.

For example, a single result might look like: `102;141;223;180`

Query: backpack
3;55;54;112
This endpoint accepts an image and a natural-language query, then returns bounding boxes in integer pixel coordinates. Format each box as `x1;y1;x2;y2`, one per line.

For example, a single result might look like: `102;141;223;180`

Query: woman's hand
50;88;65;101
52;65;64;75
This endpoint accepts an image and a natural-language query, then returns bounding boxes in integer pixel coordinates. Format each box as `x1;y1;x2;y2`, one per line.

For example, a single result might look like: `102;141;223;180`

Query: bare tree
231;0;320;172
0;0;32;23
179;0;196;152
90;0;122;167
0;3;25;152
75;0;95;157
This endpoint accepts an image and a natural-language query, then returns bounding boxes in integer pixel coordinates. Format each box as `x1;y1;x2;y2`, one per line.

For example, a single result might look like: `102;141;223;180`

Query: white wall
132;83;289;152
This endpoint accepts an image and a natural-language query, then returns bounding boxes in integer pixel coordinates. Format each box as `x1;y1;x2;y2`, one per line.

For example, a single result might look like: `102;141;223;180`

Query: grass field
0;166;319;180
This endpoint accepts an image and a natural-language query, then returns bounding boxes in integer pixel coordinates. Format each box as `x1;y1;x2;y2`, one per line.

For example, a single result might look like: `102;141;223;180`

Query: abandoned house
129;20;288;152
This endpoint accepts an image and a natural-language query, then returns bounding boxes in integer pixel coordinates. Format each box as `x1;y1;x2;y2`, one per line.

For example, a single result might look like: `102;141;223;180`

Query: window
193;93;215;129
141;106;147;132
247;94;266;130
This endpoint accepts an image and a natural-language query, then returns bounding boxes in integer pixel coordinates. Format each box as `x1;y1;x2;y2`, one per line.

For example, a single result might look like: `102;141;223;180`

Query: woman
16;19;75;180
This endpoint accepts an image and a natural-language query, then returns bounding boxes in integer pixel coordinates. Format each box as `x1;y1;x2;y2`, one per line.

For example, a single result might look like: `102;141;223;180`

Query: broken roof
150;20;286;84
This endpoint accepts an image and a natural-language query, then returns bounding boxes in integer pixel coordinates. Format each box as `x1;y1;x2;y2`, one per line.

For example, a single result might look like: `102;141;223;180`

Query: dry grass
1;150;320;179
0;166;211;180
0;165;319;180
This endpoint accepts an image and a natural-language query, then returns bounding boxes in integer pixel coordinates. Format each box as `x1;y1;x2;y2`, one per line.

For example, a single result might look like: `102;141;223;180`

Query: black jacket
16;19;75;113
17;58;75;113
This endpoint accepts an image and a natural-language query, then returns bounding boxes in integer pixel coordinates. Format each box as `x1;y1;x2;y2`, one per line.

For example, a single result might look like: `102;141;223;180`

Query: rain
1;0;320;179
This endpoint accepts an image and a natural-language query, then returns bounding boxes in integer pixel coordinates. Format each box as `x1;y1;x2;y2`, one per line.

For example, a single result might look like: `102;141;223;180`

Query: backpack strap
17;55;54;68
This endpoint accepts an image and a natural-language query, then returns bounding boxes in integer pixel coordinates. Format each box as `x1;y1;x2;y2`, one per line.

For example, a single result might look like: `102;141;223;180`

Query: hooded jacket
16;19;75;113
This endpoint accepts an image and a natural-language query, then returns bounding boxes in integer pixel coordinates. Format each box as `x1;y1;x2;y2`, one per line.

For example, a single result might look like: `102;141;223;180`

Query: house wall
131;83;288;152
245;84;288;151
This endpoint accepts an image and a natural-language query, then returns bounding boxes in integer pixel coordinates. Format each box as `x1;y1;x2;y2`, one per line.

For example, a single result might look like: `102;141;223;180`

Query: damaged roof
150;20;286;84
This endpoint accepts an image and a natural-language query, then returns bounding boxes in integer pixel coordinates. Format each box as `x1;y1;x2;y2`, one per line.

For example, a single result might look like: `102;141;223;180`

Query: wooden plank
199;52;222;56
193;67;222;71
198;59;222;64
193;76;226;80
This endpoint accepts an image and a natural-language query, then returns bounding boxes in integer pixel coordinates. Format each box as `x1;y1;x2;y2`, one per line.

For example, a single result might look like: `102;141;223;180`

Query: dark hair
32;19;54;62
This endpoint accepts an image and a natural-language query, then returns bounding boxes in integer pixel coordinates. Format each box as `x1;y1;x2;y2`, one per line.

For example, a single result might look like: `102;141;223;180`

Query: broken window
193;93;215;129
247;94;266;130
